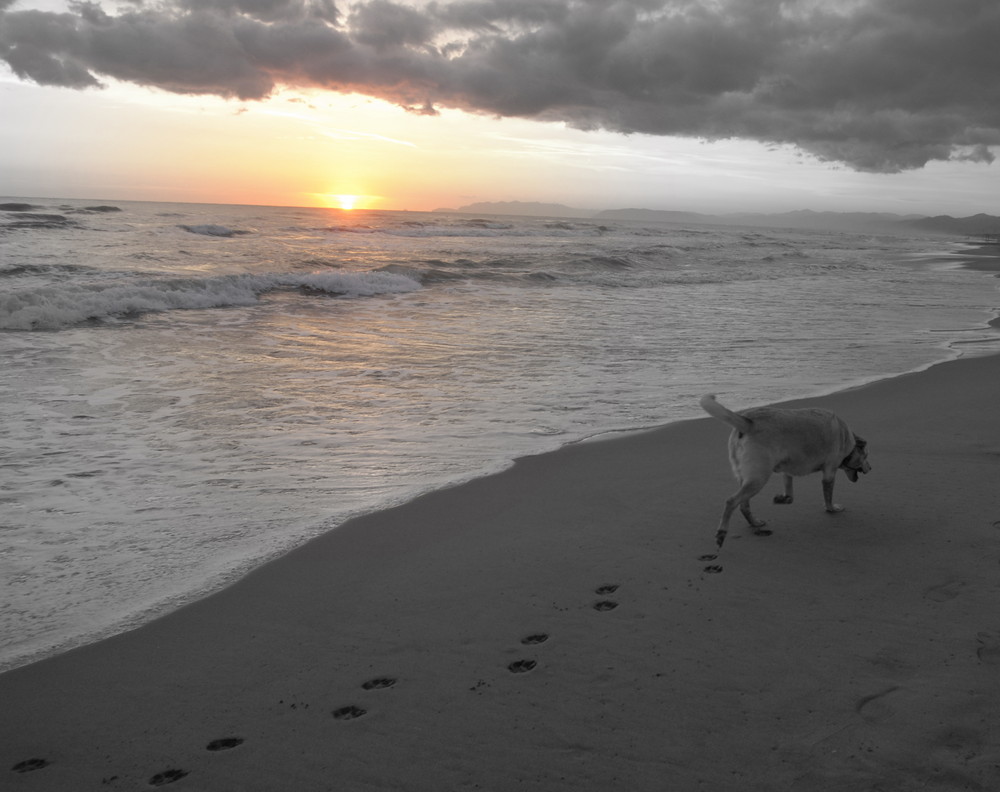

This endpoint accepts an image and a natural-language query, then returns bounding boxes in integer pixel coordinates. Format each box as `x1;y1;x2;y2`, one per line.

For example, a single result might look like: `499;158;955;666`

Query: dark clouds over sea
2;0;999;173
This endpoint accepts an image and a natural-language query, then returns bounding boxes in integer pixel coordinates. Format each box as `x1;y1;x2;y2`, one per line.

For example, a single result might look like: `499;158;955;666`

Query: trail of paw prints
206;737;244;752
698;553;723;574
145;737;244;787
491;633;549;682
332;676;398;721
593;583;620;611
504;583;620;679
332;705;367;721
508;659;537;674
506;625;558;676
12;737;245;787
149;769;189;786
361;676;397;691
508;634;548;675
10;758;49;774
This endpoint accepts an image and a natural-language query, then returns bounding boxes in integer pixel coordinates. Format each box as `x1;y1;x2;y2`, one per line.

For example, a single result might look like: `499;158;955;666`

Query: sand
3;353;1000;791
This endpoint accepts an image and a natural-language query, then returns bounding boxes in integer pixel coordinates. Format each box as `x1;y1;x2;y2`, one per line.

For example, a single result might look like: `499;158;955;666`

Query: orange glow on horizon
315;193;382;211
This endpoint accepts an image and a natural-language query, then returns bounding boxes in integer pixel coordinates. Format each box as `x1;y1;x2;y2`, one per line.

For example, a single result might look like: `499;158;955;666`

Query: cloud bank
3;0;1000;172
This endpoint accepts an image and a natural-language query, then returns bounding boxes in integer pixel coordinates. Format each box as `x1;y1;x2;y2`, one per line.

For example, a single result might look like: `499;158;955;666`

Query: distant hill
438;201;590;218
598;207;922;232
727;209;924;232
595;208;712;223
901;213;1000;235
437;202;1000;236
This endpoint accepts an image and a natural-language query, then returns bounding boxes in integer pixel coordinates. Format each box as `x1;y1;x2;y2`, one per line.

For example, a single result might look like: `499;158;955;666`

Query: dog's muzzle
843;457;871;482
842;437;871;482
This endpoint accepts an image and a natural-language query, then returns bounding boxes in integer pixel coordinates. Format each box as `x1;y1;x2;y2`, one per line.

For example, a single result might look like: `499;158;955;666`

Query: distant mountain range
436;201;1000;236
442;201;588;219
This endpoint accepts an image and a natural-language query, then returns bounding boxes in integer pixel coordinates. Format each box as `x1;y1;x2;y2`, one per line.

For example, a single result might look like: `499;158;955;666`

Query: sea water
2;198;998;671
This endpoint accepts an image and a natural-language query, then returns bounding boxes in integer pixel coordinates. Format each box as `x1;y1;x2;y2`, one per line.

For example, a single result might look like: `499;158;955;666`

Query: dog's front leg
822;475;844;513
774;474;794;504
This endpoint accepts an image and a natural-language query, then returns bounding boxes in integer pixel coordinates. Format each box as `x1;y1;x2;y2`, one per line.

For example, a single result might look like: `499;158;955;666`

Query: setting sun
316;193;382;210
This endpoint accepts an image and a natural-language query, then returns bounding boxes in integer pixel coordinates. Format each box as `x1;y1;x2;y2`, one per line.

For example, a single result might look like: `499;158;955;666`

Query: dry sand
3;353;1000;791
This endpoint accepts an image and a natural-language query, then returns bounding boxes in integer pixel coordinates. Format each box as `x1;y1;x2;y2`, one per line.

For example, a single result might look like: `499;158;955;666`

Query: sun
314;192;380;210
332;194;359;210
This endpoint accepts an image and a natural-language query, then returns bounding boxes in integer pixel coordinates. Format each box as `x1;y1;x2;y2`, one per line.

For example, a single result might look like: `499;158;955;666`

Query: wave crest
0;270;421;331
178;224;251;237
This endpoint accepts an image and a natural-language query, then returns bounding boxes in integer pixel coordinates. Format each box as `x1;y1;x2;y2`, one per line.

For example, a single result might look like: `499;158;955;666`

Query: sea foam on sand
2;353;1000;791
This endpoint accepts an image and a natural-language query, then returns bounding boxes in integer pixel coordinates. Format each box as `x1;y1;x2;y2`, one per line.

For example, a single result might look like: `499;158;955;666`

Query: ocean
2;198;998;672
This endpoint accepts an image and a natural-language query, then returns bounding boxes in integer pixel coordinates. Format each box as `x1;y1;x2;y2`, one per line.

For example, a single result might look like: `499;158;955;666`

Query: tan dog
700;394;870;548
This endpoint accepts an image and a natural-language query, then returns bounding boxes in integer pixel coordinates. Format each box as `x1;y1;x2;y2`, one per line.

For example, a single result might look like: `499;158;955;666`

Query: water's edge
3;238;998;675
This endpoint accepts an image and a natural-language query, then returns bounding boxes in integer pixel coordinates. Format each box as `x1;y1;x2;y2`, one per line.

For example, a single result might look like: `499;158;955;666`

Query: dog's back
701;395;846;449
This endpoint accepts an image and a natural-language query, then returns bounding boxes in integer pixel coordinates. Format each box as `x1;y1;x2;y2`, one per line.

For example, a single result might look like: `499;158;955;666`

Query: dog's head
841;435;871;482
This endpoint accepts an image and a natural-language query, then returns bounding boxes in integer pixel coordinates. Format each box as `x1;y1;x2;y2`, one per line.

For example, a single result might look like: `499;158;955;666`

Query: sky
3;0;1000;215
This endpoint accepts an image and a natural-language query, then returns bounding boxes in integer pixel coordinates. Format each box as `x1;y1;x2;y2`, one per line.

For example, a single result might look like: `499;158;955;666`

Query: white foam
0;270;421;330
178;224;249;237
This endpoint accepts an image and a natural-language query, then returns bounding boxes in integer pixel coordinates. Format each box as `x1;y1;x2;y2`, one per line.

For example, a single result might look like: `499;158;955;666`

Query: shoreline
947;240;1000;272
3;236;999;677
953;242;1000;327
3;350;1000;790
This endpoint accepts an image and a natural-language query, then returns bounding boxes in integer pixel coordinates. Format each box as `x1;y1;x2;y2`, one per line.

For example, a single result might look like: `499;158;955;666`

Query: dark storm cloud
171;0;340;23
3;0;1000;172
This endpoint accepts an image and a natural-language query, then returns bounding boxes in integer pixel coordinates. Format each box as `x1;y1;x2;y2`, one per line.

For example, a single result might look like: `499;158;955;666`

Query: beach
8;202;999;676
5;1;1000;787
3;351;999;791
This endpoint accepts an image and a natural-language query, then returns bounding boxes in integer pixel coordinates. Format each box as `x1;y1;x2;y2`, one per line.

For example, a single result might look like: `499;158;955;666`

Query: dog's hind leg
774;474;794;504
716;477;768;548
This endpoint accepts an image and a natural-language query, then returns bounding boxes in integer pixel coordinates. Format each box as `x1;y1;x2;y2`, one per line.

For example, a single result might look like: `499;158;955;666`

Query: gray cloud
2;0;1000;172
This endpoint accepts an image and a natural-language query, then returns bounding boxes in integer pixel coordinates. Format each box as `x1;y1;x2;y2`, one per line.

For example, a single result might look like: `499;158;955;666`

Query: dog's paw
11;759;49;774
206;737;244;752
825;504;845;513
773;494;793;504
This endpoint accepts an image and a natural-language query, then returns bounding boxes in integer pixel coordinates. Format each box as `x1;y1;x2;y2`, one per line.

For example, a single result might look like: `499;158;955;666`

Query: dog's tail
699;394;753;434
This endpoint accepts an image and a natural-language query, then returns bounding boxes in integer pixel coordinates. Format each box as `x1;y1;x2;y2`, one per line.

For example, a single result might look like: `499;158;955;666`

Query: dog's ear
854;434;867;448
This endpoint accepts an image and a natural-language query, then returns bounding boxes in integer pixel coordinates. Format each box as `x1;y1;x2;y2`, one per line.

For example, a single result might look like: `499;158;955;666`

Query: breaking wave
315;216;611;239
178;224;252;237
0;270;421;331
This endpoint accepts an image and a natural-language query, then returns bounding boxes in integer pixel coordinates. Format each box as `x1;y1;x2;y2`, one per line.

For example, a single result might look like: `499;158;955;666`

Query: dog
700;394;870;548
